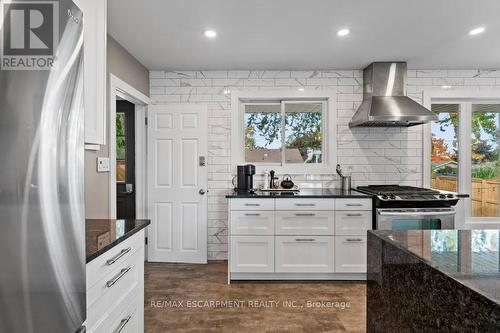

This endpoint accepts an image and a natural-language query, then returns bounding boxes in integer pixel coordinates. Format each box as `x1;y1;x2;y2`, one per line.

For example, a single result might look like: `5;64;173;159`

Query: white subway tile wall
150;69;500;260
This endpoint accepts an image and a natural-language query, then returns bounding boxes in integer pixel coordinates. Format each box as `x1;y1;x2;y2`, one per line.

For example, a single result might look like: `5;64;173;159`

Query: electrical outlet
97;157;110;172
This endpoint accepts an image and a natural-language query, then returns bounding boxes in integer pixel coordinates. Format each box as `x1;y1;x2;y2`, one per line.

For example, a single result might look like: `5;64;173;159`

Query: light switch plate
97;157;110;172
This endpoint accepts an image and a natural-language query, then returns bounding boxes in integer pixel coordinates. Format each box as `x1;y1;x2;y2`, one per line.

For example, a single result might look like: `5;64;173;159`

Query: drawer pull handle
295;203;315;207
295;238;316;242
115;315;132;333
106;266;132;288
245;203;260;206
346;204;362;207
346;213;362;217
244;213;261;217
295;213;316;217
345;238;363;242
106;247;132;265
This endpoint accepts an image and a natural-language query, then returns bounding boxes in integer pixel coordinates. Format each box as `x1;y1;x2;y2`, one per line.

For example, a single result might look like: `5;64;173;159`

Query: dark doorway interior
116;100;136;219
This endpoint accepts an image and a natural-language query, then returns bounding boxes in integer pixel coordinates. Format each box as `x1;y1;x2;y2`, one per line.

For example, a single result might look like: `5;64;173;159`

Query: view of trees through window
431;103;499;217
244;102;323;164
116;112;126;182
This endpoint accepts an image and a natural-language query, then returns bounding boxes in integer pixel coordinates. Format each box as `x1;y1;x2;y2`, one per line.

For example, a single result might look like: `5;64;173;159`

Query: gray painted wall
84;35;149;218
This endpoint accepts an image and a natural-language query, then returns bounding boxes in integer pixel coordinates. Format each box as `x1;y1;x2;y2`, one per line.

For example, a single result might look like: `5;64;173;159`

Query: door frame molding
109;74;151;219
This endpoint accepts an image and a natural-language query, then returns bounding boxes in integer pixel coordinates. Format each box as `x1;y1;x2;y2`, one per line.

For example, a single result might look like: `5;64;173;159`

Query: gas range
356;185;459;208
356;185;459;230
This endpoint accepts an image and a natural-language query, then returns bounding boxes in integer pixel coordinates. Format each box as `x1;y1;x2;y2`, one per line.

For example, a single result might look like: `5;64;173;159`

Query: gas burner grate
357;185;440;196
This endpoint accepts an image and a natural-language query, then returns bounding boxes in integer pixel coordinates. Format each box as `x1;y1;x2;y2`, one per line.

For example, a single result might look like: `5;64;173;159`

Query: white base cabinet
334;236;368;273
275;236;334;273
230;236;274;272
228;197;372;282
86;230;145;333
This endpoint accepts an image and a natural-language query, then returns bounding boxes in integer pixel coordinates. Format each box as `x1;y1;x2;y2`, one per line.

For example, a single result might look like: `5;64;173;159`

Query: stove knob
389;195;397;200
446;194;454;198
439;194;446;199
381;195;388;200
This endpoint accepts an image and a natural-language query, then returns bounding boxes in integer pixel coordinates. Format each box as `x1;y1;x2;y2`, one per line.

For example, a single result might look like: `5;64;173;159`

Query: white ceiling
107;0;500;70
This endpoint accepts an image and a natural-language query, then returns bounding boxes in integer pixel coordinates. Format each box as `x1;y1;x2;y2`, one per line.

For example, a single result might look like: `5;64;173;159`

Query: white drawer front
231;211;274;235
88;282;139;333
87;230;144;289
87;247;143;327
335;211;372;236
335;198;372;211
334;236;367;273
275;211;334;235
275;198;334;211
275;236;334;273
230;199;274;210
231;236;274;272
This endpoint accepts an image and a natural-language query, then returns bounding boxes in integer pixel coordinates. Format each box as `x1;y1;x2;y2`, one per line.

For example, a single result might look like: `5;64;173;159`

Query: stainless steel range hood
349;62;438;127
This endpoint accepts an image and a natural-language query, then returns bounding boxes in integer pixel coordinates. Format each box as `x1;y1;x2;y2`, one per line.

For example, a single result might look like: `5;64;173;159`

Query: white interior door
147;104;208;263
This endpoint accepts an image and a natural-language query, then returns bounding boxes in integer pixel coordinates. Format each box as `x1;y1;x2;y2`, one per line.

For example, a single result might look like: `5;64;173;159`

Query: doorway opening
116;99;136;219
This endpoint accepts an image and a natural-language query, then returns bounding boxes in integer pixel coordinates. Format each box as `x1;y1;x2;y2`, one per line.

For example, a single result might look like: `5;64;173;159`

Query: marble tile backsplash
150;69;500;259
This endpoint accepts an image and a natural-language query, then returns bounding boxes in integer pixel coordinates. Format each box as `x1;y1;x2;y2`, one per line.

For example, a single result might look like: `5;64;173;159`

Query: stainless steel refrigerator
0;0;86;332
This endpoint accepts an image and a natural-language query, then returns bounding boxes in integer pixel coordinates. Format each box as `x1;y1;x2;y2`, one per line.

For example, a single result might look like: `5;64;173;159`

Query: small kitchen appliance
356;185;460;230
234;164;256;192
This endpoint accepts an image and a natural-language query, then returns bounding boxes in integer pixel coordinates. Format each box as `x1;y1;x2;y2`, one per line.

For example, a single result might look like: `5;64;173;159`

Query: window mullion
460;102;472;218
280;101;286;166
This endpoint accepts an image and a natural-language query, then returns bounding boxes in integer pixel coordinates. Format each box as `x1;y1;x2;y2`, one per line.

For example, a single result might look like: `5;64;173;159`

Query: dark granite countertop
86;219;150;263
369;229;500;305
225;188;372;198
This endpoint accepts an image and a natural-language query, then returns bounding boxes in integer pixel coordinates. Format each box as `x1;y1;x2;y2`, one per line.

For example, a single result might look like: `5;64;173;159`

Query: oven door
376;207;455;230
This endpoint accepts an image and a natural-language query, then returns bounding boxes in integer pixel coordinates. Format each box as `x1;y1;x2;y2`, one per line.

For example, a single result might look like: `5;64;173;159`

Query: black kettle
280;174;294;189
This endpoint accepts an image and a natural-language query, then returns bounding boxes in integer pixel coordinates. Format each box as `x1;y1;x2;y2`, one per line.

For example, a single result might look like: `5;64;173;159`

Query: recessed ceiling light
298;87;305;92
204;30;217;38
337;28;350;37
223;89;230;94
441;85;452;89
469;26;486;36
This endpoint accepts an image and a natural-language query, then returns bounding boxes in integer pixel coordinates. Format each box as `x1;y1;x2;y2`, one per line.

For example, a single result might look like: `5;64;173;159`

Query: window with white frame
243;100;326;166
429;102;500;219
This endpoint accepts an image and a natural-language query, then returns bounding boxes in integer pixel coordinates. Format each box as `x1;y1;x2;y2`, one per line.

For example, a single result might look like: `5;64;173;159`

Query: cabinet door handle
245;203;260;206
106;266;132;288
106;247;132;265
345;238;363;242
115;315;132;333
295;238;316;242
346;213;362;217
244;213;261;217
346;203;362;207
295;213;316;217
295;203;315;207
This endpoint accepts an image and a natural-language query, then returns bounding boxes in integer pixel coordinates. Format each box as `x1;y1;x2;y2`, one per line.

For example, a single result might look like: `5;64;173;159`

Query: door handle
199;189;206;195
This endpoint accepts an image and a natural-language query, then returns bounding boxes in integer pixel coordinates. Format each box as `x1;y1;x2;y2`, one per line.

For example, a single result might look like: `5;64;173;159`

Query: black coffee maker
234;164;256;192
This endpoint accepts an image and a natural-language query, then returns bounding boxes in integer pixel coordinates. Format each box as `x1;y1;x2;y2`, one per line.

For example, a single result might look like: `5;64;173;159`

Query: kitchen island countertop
86;219;150;263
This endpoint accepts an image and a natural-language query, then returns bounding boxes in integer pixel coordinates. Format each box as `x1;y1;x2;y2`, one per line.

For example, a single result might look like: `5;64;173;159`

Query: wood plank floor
145;261;366;332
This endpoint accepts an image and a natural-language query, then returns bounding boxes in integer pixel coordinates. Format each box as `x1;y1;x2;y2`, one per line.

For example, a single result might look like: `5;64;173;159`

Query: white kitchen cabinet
86;230;144;333
275;236;334;273
275;198;335;211
335;211;372;236
275;211;334;235
231;211;275;235
334;236;367;273
335;198;372;211
230;198;274;210
74;0;107;145
230;236;274;272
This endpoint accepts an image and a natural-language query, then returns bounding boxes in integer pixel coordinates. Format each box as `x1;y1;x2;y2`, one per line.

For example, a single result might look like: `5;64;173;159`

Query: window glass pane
116;112;126;182
471;104;499;217
244;104;282;163
431;104;459;192
284;103;322;163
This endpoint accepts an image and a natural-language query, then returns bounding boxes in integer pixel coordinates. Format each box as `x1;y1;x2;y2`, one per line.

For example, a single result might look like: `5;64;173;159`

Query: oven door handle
377;210;455;217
